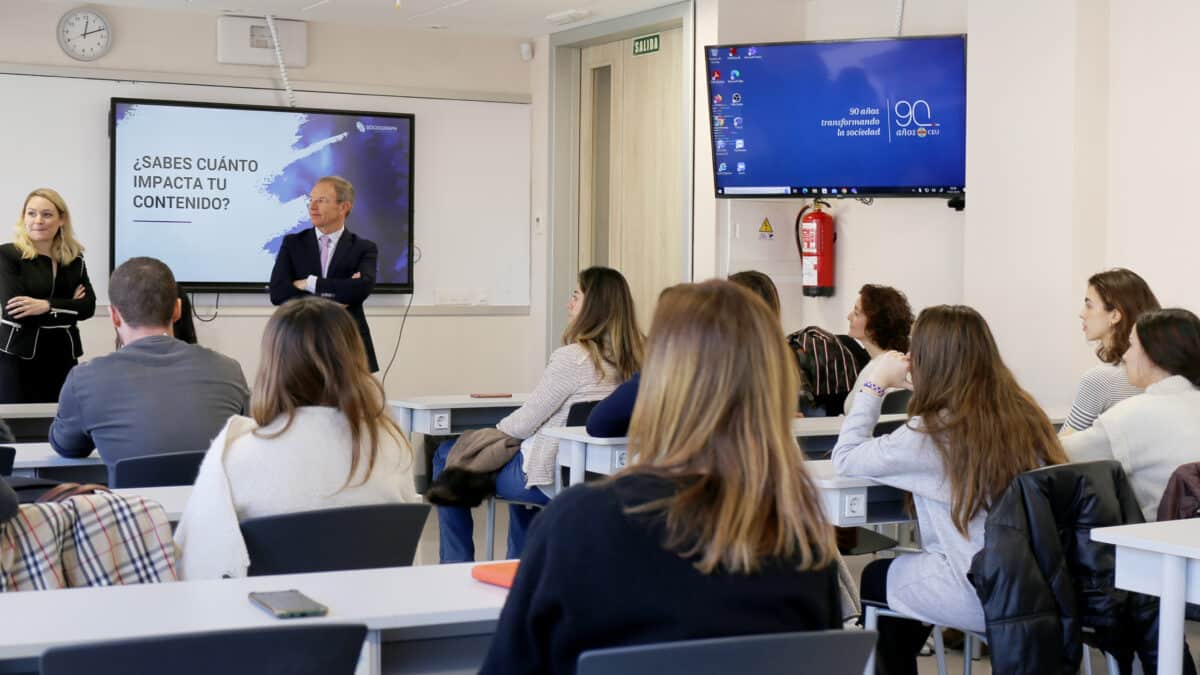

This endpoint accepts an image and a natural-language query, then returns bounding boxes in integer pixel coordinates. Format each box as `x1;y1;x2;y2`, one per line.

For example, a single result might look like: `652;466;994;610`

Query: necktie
320;235;332;277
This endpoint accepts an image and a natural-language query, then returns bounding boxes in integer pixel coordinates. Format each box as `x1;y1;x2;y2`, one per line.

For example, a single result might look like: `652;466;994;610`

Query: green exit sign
633;34;660;56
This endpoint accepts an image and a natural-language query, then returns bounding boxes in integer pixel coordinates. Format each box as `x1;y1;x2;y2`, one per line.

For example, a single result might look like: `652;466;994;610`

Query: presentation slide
111;99;414;291
706;36;966;197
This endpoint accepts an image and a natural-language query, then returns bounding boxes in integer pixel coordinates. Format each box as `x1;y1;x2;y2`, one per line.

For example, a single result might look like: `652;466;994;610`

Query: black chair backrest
880;389;912;415
241;503;431;576
0;446;14;476
40;624;367;675
577;629;877;675
110;451;207;488
566;400;601;426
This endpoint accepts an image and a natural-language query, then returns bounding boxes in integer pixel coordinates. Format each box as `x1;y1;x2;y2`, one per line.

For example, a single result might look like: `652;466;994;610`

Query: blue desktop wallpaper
706;36;966;196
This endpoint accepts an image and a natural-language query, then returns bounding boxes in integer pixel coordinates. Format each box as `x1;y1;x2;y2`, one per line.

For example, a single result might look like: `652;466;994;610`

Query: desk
0;562;505;675
111;485;190;521
389;395;528;439
543;427;907;527
1091;520;1200;675
8;442;102;473
0;403;57;419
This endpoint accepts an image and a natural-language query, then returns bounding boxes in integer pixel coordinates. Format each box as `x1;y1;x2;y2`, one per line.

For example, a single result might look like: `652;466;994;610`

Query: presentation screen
705;35;966;198
110;98;414;292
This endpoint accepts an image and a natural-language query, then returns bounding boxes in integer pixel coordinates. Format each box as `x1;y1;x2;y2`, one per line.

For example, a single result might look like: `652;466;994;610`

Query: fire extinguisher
794;199;835;297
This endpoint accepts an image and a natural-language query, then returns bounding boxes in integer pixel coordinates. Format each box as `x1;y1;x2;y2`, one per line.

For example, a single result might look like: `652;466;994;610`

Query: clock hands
82;26;107;38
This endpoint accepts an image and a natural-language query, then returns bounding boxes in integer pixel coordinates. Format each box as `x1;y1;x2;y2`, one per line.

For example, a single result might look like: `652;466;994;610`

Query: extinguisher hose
794;205;810;259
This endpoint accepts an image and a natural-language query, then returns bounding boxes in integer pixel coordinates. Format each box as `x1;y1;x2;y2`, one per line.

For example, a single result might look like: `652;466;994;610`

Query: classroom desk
543;426;908;527
1091;520;1200;675
0;562;505;675
7;442;103;474
111;485;190;521
0;403;57;419
389;395;529;439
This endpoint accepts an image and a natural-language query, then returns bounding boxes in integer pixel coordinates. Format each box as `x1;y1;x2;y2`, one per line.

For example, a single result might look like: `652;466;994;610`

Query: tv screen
705;35;966;198
110;98;414;292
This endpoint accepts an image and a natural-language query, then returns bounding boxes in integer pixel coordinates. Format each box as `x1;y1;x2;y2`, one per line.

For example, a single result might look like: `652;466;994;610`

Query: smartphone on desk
248;590;328;619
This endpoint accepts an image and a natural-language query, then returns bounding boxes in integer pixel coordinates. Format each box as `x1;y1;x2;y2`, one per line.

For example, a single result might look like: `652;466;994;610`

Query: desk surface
542;415;908;446
0;563;506;661
1092;520;1200;559
389;395;530;410
0;403;57;419
111;485;190;520
9;442;102;469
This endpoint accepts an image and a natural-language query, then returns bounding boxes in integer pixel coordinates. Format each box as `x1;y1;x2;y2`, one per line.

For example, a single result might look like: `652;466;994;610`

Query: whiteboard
0;71;531;308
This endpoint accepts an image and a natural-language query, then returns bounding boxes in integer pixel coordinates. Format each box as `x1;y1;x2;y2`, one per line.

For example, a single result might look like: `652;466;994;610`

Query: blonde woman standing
0;188;95;403
480;281;840;674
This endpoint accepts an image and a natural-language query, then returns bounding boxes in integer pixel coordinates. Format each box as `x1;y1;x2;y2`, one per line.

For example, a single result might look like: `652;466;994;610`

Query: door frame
545;1;694;356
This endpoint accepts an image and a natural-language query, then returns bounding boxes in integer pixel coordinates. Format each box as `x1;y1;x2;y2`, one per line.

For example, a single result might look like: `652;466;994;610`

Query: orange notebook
471;561;519;589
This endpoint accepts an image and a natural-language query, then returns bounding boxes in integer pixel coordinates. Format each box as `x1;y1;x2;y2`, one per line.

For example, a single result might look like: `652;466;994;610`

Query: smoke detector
545;8;592;26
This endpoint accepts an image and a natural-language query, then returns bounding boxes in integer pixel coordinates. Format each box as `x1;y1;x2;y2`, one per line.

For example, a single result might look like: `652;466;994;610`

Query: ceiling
45;0;680;37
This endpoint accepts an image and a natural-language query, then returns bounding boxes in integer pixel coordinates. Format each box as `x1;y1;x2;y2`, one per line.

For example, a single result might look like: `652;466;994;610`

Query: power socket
432;412;450;432
843;494;866;519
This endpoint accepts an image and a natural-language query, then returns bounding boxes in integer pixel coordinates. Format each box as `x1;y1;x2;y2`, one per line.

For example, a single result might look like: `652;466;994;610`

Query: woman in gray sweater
833;305;1067;675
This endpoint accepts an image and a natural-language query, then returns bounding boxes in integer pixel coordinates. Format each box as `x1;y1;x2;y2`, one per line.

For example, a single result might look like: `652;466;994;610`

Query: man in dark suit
268;175;379;372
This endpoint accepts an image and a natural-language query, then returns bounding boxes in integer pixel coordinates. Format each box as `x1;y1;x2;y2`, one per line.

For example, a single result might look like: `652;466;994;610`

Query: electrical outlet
432;413;450;432
843;494;866;519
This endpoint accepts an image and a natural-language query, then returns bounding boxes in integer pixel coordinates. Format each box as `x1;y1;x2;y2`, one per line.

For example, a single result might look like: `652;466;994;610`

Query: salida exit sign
633;33;660;56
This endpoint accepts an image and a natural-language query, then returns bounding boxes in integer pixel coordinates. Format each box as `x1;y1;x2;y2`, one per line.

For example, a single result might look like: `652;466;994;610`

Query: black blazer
268;228;379;372
0;243;96;360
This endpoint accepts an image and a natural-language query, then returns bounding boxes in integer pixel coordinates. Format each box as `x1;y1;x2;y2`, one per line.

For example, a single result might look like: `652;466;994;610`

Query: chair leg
1081;647;1094;675
933;627;949;675
863;605;879;675
961;633;973;675
484;497;496;561
1104;652;1118;675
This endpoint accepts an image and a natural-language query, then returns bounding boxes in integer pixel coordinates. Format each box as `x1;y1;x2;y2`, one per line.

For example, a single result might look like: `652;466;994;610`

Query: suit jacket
268;227;379;372
49;336;250;473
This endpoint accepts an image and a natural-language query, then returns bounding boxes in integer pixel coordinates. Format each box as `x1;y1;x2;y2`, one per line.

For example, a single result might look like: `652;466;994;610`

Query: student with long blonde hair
175;296;416;579
0;188;95;403
432;266;642;562
834;305;1066;675
480;281;840;675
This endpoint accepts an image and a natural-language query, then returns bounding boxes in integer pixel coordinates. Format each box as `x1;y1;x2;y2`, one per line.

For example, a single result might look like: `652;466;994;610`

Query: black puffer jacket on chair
968;460;1195;675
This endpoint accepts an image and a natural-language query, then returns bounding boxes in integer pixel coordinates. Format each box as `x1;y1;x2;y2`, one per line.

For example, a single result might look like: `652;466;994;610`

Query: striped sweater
500;344;619;489
1063;363;1142;432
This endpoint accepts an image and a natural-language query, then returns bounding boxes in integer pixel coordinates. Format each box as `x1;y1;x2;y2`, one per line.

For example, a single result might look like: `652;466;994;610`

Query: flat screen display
110;98;414;292
705;35;966;198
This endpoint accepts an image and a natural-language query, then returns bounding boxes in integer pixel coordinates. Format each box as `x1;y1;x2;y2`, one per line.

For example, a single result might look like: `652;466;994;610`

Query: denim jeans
432;439;550;563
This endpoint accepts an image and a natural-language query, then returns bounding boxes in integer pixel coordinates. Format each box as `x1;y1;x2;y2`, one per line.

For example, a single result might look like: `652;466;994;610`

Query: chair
483;399;600;560
0;446;14;476
40;624;367;675
577;629;877;675
109;450;206;488
240;503;431;576
880;389;912;414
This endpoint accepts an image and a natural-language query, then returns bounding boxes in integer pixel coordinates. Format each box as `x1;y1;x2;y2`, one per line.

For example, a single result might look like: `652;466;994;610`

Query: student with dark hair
1063;308;1200;520
842;284;915;411
834;305;1067;675
728;269;781;317
1062;268;1161;434
175;296;416;579
481;281;839;675
433;266;643;561
49;257;248;470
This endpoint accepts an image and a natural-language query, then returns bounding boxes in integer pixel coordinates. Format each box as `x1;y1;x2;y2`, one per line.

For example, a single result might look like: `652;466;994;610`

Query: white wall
0;0;546;397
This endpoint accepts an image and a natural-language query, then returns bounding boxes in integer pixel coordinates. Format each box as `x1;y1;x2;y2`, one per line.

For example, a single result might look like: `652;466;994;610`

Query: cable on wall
264;14;297;108
895;0;906;37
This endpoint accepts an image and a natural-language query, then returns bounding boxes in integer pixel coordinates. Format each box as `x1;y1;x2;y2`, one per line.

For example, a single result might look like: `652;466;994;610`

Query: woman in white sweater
1062;268;1159;435
175;297;416;579
433;266;644;562
833;305;1066;675
1063;308;1200;520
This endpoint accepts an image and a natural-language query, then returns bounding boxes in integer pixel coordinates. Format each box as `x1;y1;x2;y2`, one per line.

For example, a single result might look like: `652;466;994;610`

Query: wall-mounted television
705;35;966;198
110;98;414;293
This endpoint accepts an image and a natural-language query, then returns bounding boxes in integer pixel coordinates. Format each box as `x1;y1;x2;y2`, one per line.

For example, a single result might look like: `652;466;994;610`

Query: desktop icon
718;162;728;172
734;139;745;150
713;93;723;104
709;48;719;58
733;117;743;128
821;188;828;194
730;69;741;80
716;140;727;151
747;46;758;56
715;116;725;127
729;47;738;56
711;70;721;81
731;92;742;104
802;188;809;194
851;188;858;194
736;162;746;174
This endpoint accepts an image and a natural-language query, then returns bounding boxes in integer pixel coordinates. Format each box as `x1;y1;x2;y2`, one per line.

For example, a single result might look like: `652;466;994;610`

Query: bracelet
861;381;886;398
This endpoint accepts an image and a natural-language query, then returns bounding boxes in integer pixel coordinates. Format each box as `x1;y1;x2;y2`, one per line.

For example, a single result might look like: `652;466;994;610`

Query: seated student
833;305;1066;675
433;266;642;562
174;296;417;579
586;269;783;438
842;284;915;412
1062;308;1200;521
49;257;249;471
1062;268;1160;434
480;280;841;675
0;477;15;523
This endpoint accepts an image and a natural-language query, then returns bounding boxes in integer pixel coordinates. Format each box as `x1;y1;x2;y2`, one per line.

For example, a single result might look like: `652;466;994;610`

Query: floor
413;509;1200;674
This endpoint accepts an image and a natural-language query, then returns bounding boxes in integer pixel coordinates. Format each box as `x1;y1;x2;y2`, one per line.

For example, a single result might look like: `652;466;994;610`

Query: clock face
57;9;112;62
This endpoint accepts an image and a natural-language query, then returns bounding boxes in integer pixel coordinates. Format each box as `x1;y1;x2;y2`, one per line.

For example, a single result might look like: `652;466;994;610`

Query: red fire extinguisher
795;200;835;297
